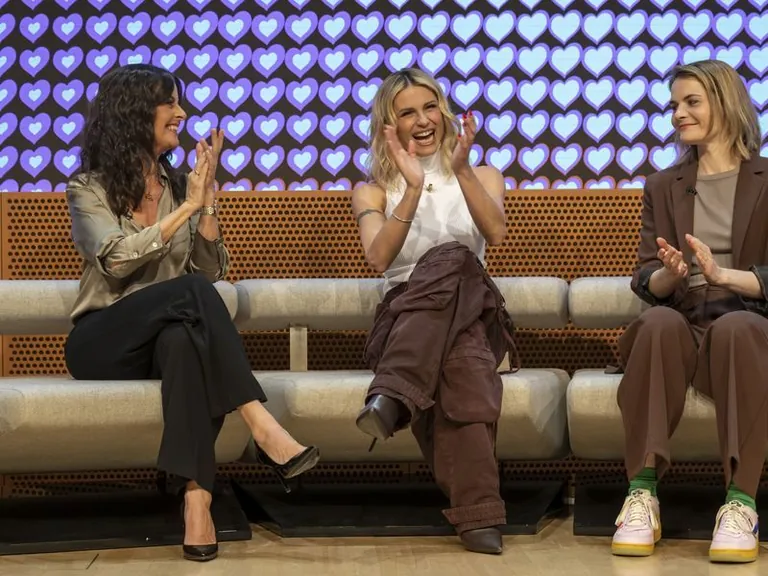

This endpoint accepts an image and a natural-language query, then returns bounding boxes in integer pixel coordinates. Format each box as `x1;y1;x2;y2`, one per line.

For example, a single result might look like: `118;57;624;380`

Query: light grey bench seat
567;277;734;461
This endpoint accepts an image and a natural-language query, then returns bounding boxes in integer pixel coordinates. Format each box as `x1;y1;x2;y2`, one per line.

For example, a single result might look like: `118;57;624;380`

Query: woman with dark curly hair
63;64;319;562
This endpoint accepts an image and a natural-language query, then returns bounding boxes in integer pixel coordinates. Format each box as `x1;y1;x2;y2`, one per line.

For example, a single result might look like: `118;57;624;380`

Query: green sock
628;467;658;496
726;482;756;511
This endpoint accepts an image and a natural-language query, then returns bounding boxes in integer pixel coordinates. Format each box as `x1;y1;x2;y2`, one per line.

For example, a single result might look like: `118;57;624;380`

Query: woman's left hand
202;128;224;193
451;111;476;174
686;233;723;285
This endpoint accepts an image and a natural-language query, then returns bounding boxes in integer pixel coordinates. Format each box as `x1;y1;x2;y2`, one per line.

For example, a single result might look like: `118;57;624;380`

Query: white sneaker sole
611;528;661;557
709;545;759;563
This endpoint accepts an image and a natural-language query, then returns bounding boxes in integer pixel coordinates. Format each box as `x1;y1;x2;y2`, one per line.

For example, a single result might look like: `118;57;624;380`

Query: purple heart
19;80;51;112
614;11;648;44
219;112;251;144
53;80;84;111
484;144;516;172
20;114;52;144
152;45;184;72
0;13;14;44
616;144;648;175
713;10;745;44
0;79;17;111
166;146;185;169
615;43;649;77
583;111;615;142
749;79;768;109
352;12;383;44
0;113;18;146
186;112;218;140
715;44;745;70
616;78;648;111
517;112;549;143
552;177;583;189
255;0;280;7
518;144;549;175
53;146;81;177
251;80;286;112
20;48;50;78
418;11;450;43
487;44;515;78
86;13;116;43
185;79;218;111
253;112;285;144
450;43;483;77
53;47;84;77
121;0;145;7
219;79;252;112
616;110;648;142
385;12;416;43
353;148;369;175
320;145;351;176
287;178;317;191
285;12;318;44
583;78;616;111
21;14;49;43
86;47;117;77
483;78;515;110
286;112;318;144
87;82;99;102
285;79;319;111
351;45;385;78
583;43;616;78
252;12;285;44
51;14;83;42
21;180;53;192
418;44;450;76
22;0;43;8
218;12;251;44
0;146;18;178
452;77;484;110
119;46;151;66
220;146;252;177
219;46;252;78
287;145;318;177
517;78;549;110
352;79;381;109
254;146;284;177
185;12;218;45
519;177;551;190
747;13;768;43
154;0;179;9
649;111;673;141
254;178;284;191
221;0;246;8
151;11;184;44
221;178;254;191
87;0;111;8
484;112;515;143
548;44;582;78
321;178;352;190
647;43;681;78
647;11;680;44
0;179;19;192
680;11;712;44
319;46;352;78
20;146;51;178
319;13;351;44
746;46;768;77
53;113;85;144
319;79;351;111
618;177;646;189
550;111;582;143
585;176;617;189
118;12;150;44
252;46;286;77
551;144;583;175
185;46;218;78
319;112;351;143
284;46;319;78
584;144;615;175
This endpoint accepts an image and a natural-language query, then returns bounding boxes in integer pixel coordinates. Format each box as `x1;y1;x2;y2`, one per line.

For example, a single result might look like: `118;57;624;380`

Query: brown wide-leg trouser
618;285;768;498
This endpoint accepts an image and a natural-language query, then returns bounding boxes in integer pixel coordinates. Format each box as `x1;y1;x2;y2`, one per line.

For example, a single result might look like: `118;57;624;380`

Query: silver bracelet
391;213;413;224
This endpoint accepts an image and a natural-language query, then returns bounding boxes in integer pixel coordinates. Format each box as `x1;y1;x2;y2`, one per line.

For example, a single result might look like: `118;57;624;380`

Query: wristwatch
200;201;218;216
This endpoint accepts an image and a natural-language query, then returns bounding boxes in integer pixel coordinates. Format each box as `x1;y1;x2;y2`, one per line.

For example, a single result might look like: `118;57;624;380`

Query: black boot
355;395;406;446
460;527;503;555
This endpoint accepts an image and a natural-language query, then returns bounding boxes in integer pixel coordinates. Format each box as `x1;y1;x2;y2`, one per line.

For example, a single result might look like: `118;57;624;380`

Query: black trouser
65;274;266;492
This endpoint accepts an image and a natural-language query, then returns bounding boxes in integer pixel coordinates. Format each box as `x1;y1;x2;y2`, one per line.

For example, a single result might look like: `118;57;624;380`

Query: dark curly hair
79;64;187;216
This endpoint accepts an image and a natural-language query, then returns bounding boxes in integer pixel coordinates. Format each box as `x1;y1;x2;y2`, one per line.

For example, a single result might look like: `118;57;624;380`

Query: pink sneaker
709;501;759;563
611;489;661;556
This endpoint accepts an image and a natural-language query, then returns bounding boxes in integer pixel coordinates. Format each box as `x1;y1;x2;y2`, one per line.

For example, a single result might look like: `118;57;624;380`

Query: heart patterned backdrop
0;0;767;192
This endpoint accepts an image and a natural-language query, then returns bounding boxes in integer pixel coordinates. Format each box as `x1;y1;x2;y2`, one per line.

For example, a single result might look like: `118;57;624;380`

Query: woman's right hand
656;237;688;278
185;140;210;210
384;125;424;191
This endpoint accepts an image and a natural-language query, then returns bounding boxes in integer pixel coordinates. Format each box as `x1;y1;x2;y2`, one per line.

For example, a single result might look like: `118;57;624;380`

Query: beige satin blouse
66;168;229;321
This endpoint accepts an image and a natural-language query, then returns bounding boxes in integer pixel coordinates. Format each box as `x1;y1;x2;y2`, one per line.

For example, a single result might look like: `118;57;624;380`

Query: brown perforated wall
0;190;639;376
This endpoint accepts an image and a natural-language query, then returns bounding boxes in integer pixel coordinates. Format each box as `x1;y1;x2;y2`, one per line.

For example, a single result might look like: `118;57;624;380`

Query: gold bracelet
391;213;413;224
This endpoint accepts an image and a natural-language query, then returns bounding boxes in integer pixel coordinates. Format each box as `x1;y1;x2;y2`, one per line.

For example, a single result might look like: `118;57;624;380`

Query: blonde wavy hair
366;68;460;191
668;59;761;163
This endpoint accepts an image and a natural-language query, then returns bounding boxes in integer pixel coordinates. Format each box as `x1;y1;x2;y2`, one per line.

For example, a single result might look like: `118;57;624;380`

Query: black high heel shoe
180;501;218;562
255;444;320;493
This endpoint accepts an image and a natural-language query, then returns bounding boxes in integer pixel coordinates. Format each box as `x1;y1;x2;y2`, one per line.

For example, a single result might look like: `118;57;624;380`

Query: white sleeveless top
382;152;486;294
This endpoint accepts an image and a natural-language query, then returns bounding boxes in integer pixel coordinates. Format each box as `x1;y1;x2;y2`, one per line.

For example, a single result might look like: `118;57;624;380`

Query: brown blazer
631;153;768;315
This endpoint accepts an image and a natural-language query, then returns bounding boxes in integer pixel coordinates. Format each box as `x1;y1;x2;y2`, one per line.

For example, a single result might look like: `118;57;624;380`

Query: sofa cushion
568;277;647;329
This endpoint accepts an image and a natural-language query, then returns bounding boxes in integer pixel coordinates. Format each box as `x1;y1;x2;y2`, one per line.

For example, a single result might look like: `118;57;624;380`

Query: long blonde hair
366;68;460;191
668;59;761;163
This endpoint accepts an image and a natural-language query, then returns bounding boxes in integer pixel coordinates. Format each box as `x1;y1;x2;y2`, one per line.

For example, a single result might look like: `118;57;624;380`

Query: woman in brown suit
612;59;767;563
